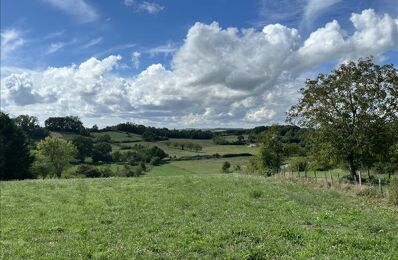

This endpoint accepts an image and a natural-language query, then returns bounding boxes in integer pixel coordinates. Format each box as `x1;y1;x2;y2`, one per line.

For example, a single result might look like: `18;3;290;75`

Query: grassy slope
1;173;397;259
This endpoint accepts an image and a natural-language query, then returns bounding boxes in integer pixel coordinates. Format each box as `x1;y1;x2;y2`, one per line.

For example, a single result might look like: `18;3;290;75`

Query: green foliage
221;161;231;173
374;162;395;176
76;165;102;178
92;142;112;163
0;112;34;180
256;127;285;175
213;135;229;145
289;157;309;172
288;58;398;178
149;156;161;166
35;136;77;178
308;142;339;171
142;130;166;142
71;136;93;162
111;150;123;162
14;115;49;141
95;134;112;143
119;164;144;177
165;141;203;152
45;116;85;134
145;146;168;162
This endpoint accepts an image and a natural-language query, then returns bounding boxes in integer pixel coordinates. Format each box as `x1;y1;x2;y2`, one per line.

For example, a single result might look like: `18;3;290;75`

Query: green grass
1;174;397;258
134;138;257;158
92;131;142;142
149;157;250;176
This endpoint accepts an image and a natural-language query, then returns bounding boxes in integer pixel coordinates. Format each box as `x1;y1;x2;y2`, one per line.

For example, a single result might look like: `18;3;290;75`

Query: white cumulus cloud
1;9;397;127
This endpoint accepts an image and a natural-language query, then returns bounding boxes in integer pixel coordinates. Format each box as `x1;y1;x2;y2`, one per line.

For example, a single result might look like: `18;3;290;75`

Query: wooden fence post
324;171;328;185
358;171;362;188
379;179;384;198
330;171;333;186
314;171;317;183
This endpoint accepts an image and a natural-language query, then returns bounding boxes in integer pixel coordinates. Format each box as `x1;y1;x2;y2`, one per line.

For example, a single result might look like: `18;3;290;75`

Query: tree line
0;113;169;180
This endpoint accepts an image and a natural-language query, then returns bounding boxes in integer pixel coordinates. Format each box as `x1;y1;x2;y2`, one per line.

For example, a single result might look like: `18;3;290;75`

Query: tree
71;136;93;162
35;137;77;178
92;142;112;163
287;58;398;178
0;112;34;180
44;116;85;133
221;161;231;173
255;125;286;176
14;115;49;141
237;134;245;144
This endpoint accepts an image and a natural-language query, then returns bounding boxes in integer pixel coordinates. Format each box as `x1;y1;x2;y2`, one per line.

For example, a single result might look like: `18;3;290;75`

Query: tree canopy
287;58;398;177
35;137;77;178
0;112;33;180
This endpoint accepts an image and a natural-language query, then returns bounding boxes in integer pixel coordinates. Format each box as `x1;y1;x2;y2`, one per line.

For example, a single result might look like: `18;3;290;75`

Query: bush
96;134;112;143
111;151;123;162
100;166;114;178
121;165;144;177
76;165;101;178
389;178;398;206
150;156;161;166
221;161;231;173
92;142;112;163
289;157;309;172
233;165;241;172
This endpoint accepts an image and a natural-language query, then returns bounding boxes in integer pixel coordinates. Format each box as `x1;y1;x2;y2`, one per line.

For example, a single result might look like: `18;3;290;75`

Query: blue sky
1;0;398;128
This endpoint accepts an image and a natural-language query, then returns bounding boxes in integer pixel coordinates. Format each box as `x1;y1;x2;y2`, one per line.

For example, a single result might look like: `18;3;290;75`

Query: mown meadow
2;171;398;259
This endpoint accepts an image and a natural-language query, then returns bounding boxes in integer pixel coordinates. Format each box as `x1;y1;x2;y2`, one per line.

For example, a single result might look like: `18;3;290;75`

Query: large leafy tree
0;112;34;180
287;58;398;178
35;137;77;178
14;115;49;141
71;136;93;162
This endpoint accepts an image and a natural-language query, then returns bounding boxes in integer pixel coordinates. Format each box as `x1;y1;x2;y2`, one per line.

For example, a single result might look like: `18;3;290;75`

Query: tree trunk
347;154;358;180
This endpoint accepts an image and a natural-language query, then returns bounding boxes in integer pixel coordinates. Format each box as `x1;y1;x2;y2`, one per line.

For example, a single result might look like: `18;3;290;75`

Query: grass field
1;172;398;258
136;138;258;158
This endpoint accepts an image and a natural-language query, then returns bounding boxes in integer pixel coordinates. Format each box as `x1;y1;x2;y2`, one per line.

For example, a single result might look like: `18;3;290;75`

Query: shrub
111;151;123;162
233;165;241;172
121;165;144;177
221;161;231;173
150;156;161;166
96;134;112;143
76;165;101;178
100;166;114;178
289;157;309;172
92;142;112;163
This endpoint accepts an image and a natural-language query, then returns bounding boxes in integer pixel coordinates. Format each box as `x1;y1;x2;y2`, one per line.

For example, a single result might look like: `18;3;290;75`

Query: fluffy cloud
1;9;397;127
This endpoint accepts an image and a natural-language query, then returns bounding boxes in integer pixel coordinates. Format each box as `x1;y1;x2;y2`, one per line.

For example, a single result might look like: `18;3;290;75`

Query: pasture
1;171;398;259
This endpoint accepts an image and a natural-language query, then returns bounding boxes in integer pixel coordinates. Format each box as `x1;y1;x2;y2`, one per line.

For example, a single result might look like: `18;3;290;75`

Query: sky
1;0;398;128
